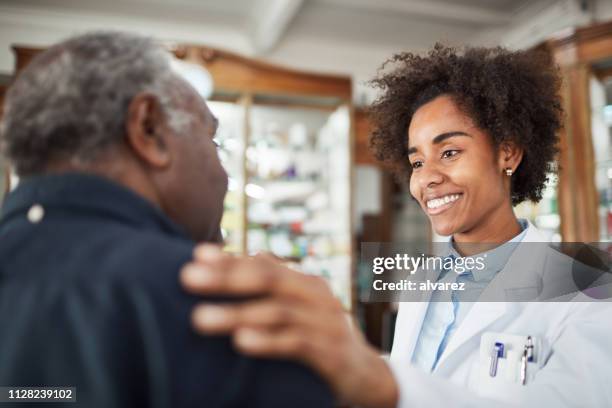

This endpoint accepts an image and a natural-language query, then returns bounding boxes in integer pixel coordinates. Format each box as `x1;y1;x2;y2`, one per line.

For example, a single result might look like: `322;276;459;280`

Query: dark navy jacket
0;173;333;408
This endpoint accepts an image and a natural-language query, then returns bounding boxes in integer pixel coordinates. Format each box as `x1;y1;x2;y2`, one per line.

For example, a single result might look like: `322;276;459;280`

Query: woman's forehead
408;98;475;143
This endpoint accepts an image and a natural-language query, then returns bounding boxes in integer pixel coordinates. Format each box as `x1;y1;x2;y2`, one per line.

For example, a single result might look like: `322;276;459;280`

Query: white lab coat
388;221;612;407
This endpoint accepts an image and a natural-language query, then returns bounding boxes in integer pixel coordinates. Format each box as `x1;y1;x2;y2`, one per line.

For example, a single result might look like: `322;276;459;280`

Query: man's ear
125;93;172;169
498;141;523;174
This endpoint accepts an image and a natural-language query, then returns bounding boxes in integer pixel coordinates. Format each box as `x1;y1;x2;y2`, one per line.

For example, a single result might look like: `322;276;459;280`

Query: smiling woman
370;45;562;198
408;94;526;242
368;44;563;244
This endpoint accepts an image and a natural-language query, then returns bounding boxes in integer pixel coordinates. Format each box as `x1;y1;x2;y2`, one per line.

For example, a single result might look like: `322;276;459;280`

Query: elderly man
0;32;332;407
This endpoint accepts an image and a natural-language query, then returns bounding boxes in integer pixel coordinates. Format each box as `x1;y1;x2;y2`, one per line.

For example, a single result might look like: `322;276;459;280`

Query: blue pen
490;342;504;377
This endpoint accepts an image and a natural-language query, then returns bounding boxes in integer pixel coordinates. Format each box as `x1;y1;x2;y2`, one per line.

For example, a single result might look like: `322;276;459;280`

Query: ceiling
0;0;608;102
0;0;557;53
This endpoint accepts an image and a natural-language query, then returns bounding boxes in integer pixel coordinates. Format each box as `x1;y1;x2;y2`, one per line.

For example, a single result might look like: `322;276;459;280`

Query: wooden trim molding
169;44;351;100
546;21;612;67
12;44;352;102
563;64;600;241
593;66;612;81
11;46;39;73
354;108;378;166
556;72;577;242
549;20;612;48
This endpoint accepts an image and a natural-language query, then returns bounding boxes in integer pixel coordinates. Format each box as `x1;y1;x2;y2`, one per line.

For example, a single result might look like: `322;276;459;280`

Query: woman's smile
425;193;463;216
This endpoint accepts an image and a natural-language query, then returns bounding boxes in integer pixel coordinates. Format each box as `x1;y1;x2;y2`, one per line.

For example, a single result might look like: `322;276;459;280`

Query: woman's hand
180;244;398;408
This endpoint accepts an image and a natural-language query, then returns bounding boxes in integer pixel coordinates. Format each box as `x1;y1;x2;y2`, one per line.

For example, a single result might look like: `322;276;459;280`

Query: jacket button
27;204;45;224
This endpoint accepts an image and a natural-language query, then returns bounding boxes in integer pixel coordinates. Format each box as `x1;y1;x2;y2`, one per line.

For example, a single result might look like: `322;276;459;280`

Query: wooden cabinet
355;108;379;166
536;21;612;242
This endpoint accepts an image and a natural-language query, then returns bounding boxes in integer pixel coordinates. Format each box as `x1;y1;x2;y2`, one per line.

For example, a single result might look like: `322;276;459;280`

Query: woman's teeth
426;194;461;210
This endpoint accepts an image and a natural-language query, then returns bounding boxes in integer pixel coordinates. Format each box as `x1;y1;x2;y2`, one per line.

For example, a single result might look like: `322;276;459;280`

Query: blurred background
1;0;612;351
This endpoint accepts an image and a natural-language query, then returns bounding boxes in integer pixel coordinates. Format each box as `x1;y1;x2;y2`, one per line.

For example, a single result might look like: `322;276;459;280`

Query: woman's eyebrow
407;131;471;155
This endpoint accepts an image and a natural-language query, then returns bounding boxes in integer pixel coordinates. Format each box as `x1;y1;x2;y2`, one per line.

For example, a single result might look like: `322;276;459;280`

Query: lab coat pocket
469;332;547;399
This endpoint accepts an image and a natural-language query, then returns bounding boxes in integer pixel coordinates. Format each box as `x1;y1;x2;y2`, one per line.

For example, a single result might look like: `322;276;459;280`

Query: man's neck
44;155;163;212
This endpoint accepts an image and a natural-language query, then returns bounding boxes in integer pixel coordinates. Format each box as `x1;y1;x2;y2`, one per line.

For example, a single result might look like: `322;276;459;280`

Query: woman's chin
431;220;458;237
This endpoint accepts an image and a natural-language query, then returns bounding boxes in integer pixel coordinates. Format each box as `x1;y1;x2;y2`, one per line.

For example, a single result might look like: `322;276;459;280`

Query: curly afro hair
368;43;563;205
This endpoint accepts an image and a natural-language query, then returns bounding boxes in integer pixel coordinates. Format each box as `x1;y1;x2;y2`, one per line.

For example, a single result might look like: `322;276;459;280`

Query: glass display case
246;103;351;306
208;97;353;308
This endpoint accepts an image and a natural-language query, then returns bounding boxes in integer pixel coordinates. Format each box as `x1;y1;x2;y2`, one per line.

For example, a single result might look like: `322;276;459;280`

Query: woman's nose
417;164;445;189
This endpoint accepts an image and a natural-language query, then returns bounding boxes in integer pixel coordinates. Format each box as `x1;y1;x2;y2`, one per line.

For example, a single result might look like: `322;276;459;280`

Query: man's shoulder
1;218;336;407
0;208;194;287
85;230;335;407
100;226;195;279
79;226;199;309
40;212;197;286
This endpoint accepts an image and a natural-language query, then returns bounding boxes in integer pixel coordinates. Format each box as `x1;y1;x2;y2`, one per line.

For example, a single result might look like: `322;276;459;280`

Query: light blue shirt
411;219;529;372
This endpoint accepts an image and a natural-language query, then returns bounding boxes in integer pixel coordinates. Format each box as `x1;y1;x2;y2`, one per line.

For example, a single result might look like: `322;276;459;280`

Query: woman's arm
180;244;398;408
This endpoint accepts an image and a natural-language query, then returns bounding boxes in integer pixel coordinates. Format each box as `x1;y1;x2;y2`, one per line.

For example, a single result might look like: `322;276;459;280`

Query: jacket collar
391;221;550;369
0;172;190;240
433;220;548;371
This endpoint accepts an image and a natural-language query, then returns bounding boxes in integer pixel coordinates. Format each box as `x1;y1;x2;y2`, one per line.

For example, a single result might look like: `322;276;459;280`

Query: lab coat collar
390;221;548;366
433;220;548;372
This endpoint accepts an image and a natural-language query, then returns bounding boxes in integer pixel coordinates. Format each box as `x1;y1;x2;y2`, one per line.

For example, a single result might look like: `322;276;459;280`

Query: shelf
210;99;353;309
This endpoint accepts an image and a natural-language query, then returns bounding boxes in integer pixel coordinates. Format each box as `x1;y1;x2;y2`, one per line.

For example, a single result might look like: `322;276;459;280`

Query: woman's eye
411;160;423;170
442;150;459;159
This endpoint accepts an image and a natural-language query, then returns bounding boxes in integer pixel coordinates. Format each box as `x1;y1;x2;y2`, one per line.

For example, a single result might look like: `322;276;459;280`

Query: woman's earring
505;168;513;176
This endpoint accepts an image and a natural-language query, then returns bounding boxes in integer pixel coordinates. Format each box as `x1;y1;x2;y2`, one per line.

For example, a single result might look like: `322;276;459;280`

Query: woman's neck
452;203;522;257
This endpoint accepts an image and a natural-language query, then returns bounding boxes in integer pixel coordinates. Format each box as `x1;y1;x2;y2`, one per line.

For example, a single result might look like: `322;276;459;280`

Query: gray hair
0;31;192;176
